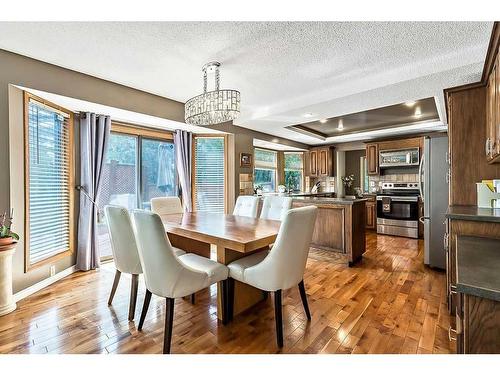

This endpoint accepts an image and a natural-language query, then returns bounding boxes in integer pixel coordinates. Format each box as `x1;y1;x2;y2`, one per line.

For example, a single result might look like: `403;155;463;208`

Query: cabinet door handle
486;138;491;156
448;326;457;341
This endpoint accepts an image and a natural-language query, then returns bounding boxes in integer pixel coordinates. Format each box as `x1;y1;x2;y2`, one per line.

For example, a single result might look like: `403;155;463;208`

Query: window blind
194;137;225;213
27;99;72;265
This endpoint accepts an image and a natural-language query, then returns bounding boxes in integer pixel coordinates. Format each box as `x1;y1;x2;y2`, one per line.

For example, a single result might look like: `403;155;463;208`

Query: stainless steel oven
376;182;420;238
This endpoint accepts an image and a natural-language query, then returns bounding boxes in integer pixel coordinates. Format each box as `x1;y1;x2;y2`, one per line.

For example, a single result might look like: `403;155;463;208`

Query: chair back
104;205;142;275
151;196;183;216
130;209;205;298
260;196;293;221
246;206;317;291
233;196;259;218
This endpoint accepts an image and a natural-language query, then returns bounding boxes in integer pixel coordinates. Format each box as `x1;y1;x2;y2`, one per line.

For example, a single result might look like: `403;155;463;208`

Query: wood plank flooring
0;232;455;354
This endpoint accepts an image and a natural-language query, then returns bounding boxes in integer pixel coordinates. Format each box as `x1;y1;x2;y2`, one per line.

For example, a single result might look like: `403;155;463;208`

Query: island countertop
446;205;500;223
291;196;368;205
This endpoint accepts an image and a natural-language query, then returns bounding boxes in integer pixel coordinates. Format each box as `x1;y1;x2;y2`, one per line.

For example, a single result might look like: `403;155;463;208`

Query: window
254;148;277;192
284;152;304;192
194;137;225;213
25;94;73;268
97;126;177;259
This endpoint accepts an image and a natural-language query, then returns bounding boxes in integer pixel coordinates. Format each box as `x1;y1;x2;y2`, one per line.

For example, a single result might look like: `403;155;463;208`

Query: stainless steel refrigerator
419;135;449;269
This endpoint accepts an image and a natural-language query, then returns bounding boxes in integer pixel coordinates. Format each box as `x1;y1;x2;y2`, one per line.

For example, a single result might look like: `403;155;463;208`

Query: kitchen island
292;197;367;266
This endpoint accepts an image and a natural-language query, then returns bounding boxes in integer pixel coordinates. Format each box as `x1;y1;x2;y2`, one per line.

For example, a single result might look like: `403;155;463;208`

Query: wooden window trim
111;121;174;141
23;91;75;272
192;134;229;214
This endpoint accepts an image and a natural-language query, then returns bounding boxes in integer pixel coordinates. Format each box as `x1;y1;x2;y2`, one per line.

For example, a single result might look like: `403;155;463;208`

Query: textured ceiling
0;22;493;144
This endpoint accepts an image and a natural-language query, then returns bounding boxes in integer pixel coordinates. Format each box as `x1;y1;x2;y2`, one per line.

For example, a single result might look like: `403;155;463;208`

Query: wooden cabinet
485;40;500;163
309;150;318;177
307;146;334;177
366;143;379;175
364;195;376;230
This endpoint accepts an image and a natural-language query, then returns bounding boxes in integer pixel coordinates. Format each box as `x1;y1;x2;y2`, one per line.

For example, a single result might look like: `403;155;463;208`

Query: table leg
216;245;267;321
168;233;211;258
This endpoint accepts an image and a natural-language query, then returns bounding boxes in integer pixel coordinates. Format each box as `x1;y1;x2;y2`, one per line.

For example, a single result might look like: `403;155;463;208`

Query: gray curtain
174;130;193;212
76;112;111;271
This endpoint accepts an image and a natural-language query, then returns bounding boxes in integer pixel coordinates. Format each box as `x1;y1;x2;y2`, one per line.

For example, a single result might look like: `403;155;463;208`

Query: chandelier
185;61;241;126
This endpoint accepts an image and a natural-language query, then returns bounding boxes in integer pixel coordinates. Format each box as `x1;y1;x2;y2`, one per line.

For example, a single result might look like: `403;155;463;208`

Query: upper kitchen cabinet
366;143;379;175
307;146;334;177
485;31;500;164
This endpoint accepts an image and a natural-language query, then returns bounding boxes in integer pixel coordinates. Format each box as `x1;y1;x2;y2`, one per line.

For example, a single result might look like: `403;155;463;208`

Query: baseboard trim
13;265;77;302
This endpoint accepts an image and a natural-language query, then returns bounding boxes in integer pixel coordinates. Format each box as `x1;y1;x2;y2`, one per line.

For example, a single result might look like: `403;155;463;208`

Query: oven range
376;182;420;239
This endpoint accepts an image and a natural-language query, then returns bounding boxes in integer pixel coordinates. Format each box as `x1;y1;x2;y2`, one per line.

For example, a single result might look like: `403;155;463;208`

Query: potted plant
0;209;19;246
254;184;264;196
0;209;18;316
341;174;356;199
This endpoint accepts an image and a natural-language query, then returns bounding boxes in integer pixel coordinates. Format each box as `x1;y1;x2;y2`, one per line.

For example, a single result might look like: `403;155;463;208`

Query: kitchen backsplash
306;176;336;193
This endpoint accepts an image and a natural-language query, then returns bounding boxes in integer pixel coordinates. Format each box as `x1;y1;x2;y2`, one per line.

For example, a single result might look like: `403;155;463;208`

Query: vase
0;242;17;316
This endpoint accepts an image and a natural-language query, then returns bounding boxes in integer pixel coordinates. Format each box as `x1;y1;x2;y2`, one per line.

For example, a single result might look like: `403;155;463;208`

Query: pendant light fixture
185;61;241;126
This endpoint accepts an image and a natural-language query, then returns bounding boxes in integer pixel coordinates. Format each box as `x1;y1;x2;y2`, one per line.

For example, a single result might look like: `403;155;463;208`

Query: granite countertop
292;196;368;205
456;235;500;302
446;205;500;223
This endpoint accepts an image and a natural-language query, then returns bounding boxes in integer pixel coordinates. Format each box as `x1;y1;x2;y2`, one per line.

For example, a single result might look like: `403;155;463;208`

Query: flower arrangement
0;209;19;244
341;174;355;188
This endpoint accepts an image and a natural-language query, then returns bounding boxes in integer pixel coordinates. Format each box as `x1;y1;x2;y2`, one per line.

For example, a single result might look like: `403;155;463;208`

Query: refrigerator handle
418;155;425;202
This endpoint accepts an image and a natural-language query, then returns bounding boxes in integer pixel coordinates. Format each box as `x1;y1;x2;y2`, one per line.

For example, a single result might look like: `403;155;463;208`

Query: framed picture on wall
240;152;253;167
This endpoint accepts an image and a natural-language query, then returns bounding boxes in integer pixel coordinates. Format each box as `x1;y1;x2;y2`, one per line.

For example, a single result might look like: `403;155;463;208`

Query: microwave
379;148;420;168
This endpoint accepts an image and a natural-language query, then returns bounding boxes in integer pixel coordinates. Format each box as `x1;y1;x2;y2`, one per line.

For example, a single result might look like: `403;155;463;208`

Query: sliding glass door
97;129;177;259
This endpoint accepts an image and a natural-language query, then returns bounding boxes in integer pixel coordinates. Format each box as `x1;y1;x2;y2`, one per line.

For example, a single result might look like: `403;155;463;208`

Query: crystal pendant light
185;61;241;126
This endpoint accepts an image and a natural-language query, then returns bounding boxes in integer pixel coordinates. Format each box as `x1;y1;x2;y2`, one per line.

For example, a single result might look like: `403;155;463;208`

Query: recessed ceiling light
414;107;422;117
405;101;416;107
304;112;314;118
338;119;344;131
319;119;328;124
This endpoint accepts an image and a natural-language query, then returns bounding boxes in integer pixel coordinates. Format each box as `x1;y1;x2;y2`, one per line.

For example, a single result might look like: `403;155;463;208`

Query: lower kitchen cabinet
455;293;500;353
365;195;376;230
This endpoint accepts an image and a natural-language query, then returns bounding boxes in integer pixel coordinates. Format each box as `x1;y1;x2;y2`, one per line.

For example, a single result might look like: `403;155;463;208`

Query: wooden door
309;150;318;177
366;143;379;175
319;148;328;176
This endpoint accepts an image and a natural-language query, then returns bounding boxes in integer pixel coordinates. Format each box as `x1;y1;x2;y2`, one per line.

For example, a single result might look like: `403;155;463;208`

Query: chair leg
274;290;283;348
227;278;235;322
298;280;311;321
138;289;152;331
108;270;121;305
163;298;175;354
220;280;229;325
191;293;195;304
128;274;139;321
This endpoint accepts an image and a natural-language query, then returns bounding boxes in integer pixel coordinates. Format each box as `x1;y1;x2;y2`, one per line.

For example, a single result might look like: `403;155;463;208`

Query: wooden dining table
160;212;281;321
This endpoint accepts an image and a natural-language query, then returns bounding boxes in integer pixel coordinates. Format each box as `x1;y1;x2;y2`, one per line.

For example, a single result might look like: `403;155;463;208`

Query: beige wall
1;49;185;293
211;123;309;198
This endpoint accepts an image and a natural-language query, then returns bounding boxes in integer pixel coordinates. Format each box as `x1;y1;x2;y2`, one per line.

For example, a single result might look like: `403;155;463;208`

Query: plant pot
0;237;16;246
0;241;17;316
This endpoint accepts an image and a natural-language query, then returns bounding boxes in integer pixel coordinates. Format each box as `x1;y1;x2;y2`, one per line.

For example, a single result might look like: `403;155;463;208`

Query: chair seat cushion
172;247;186;257
227;251;269;283
178;253;228;284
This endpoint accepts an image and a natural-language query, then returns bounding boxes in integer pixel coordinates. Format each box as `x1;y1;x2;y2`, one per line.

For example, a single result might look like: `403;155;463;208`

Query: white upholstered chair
104;205;144;321
150;196;183;216
232;196;259;218
130;210;229;354
227;206;318;347
260;196;293;221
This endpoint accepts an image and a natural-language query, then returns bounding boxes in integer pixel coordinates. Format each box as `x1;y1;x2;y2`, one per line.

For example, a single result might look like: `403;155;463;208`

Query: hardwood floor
0;232;455;354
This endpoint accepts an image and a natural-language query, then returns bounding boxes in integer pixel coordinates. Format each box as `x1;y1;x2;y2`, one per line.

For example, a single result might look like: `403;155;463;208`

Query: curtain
76;112;111;271
174;130;193;212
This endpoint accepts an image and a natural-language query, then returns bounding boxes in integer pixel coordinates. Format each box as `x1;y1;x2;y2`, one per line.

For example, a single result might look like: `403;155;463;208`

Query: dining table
160;211;281;321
